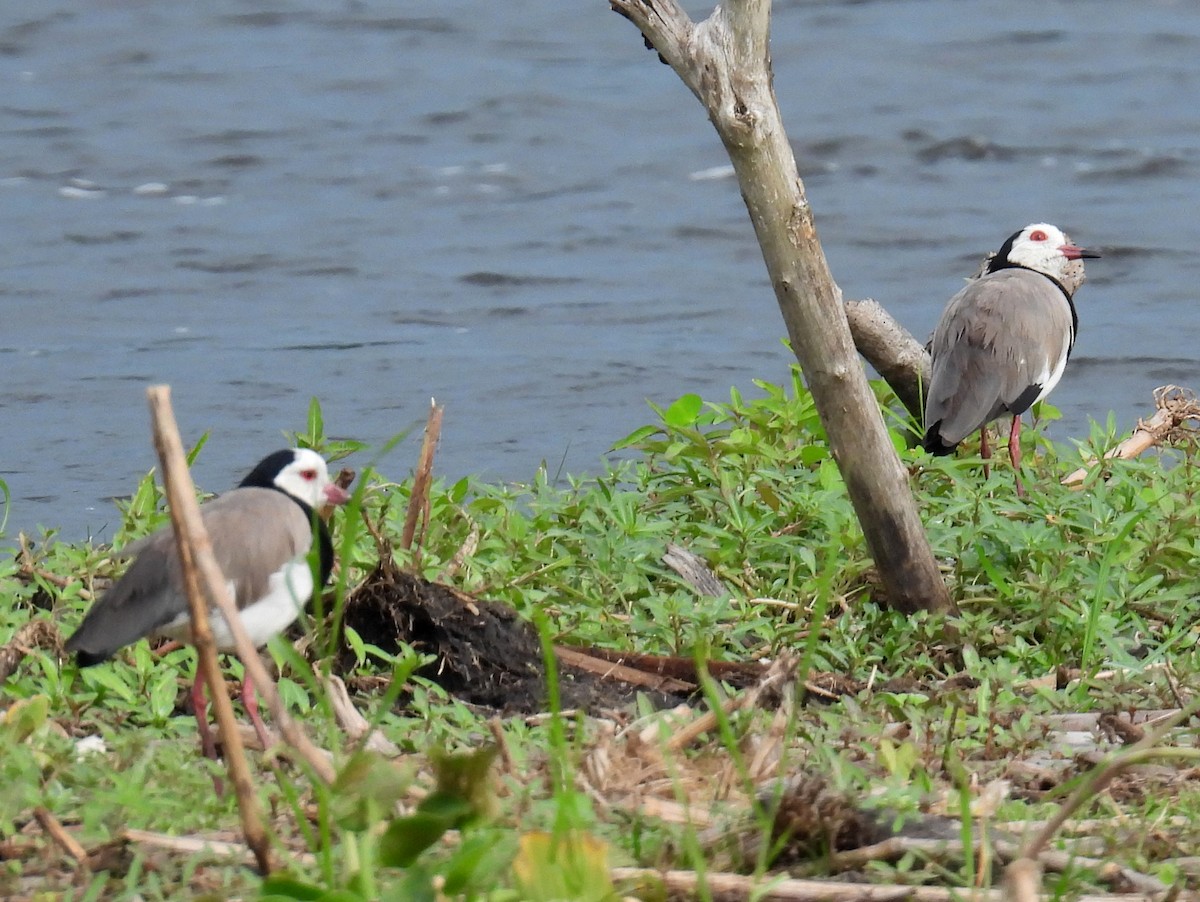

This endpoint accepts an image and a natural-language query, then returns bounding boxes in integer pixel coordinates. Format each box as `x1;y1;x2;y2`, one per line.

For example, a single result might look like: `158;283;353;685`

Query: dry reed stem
400;399;443;555
32;806;88;866
146;385;271;874
121;827;317;868
147;389;338;787
609;867;1175;902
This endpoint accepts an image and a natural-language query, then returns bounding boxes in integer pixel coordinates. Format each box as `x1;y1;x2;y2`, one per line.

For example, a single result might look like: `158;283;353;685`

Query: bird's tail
922;424;958;456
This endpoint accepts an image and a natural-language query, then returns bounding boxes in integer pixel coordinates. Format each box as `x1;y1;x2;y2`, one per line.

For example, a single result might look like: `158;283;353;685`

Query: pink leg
191;674;219;760
978;428;991;480
1009;416;1026;498
241;675;273;750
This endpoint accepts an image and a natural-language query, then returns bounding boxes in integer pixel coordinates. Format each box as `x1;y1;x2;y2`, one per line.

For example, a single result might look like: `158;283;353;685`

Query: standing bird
65;448;351;756
923;223;1100;484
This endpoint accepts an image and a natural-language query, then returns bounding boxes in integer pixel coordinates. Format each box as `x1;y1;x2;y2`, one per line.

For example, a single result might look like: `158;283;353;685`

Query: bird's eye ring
1029;230;1047;241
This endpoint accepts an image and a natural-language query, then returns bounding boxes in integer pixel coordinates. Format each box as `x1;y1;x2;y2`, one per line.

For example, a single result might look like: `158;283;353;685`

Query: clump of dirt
337;567;687;714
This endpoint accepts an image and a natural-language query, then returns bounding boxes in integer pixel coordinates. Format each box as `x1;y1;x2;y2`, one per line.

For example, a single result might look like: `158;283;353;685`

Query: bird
65;448;351;757
922;222;1100;487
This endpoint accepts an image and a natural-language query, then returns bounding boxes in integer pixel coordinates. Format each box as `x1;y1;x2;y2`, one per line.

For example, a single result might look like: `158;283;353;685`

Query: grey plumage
63;447;350;755
924;268;1074;451
65;488;312;665
923;223;1099;463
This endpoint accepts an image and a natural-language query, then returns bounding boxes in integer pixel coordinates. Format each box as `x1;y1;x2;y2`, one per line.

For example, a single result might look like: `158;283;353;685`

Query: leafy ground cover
3;376;1200;901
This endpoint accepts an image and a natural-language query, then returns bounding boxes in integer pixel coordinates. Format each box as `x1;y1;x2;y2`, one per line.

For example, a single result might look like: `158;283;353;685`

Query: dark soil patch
337;568;686;714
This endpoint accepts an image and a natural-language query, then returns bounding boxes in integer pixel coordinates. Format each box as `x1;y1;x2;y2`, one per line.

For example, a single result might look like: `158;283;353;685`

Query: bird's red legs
190;674;219;760
978;427;992;479
190;666;271;758
241;676;273;750
1008;416;1027;498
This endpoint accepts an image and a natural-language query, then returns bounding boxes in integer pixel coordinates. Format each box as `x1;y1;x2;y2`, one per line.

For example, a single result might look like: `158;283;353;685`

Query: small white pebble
133;182;170;196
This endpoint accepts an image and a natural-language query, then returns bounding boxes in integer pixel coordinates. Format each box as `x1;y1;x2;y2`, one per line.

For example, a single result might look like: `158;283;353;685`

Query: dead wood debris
1063;385;1200;486
0;619;62;684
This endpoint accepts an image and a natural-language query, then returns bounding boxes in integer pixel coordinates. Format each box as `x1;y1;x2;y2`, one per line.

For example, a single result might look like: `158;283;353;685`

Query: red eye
300;469;317;481
1029;230;1047;241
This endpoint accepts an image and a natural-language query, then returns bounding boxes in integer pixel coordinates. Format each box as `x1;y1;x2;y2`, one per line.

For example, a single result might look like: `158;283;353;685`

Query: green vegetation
3;376;1200;900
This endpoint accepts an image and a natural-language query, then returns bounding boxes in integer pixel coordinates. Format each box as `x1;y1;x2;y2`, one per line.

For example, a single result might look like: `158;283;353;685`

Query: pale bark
845;299;930;420
610;0;951;613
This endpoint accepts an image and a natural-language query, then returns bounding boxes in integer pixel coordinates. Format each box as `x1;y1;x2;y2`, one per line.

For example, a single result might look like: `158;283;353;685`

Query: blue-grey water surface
2;1;1198;541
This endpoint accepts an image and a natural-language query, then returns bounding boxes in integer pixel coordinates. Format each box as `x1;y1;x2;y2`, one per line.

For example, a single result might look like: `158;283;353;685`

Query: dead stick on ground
609;867;1173;902
147;387;337;793
146;386;272;874
33;806;88;867
401;399;443;554
666;654;797;752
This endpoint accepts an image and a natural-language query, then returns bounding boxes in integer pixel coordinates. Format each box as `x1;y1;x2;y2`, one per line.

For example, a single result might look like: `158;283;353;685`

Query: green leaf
259;874;328;900
610;424;659;451
377;811;454;868
662;393;703;429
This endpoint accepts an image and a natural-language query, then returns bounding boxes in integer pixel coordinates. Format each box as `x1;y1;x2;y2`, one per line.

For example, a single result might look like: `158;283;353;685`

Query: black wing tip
922;426;958;456
64;625;121;666
64;640;115;667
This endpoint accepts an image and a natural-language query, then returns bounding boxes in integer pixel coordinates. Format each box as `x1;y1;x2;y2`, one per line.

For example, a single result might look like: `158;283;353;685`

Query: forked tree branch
611;0;950;613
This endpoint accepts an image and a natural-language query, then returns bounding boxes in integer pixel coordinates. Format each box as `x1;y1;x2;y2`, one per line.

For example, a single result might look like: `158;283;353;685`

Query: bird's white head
992;222;1100;283
243;448;351;509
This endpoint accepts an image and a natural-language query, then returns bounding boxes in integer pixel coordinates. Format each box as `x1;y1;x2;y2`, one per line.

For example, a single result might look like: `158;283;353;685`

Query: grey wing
64;529;181;665
64;487;311;665
203;488;313;608
924;271;1071;446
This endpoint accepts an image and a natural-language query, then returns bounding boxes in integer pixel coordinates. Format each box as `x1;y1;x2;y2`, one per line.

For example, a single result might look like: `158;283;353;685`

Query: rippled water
3;0;1198;541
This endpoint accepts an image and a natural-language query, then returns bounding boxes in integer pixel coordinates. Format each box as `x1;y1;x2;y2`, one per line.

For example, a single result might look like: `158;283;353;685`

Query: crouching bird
65;448;351;757
923;223;1100;490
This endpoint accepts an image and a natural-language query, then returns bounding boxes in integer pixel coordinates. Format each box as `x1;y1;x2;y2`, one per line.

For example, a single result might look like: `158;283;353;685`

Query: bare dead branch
610;0;950;613
1063;385;1200;486
146;386;272;873
610;867;1173;902
33;806;88;867
845;298;930;420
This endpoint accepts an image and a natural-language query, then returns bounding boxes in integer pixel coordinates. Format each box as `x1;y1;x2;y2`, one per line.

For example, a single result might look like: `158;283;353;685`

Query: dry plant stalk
609;867;1172;902
1062;385;1200;486
0;619;60;684
666;654;797;752
400;398;443;555
146;385;273;874
33;806;88;866
324;674;400;756
147;387;337;790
